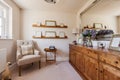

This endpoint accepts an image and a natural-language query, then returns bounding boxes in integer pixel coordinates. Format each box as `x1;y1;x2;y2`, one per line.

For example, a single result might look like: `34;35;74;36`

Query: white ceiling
85;0;120;16
12;0;88;13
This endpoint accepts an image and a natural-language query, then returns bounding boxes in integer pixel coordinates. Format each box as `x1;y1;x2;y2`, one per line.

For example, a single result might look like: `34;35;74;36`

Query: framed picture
93;23;103;29
45;31;56;37
45;20;56;26
59;31;65;38
35;31;42;37
109;34;120;51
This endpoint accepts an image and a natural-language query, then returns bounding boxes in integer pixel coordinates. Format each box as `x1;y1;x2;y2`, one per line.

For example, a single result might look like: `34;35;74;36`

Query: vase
87;37;93;47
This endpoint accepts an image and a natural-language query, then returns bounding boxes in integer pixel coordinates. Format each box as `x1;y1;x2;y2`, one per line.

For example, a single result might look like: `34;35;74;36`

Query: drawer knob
100;70;103;73
96;68;98;70
115;61;119;64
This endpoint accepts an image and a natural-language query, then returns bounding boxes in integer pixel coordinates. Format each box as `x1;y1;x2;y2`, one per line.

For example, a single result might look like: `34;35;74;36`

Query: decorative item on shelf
104;26;107;29
37;22;41;26
73;40;77;45
40;23;43;26
32;20;68;39
45;31;57;37
32;20;68;28
35;31;42;37
59;31;65;38
45;20;56;27
93;23;103;29
60;23;65;27
97;42;106;49
83;25;89;29
32;23;38;26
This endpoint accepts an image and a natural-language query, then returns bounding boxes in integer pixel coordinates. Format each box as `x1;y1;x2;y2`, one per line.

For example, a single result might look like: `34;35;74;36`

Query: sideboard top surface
69;44;120;57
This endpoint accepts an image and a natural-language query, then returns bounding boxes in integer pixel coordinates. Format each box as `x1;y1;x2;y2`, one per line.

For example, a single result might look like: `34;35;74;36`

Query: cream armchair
16;40;41;76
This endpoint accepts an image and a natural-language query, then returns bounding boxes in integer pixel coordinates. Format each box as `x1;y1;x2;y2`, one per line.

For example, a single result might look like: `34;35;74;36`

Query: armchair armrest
16;50;22;60
34;49;40;55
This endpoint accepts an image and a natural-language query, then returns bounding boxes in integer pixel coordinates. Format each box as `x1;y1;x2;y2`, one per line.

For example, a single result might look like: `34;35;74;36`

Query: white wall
0;49;7;73
80;0;118;33
0;0;20;65
21;10;76;61
117;16;120;33
76;0;95;29
81;14;117;33
0;39;16;64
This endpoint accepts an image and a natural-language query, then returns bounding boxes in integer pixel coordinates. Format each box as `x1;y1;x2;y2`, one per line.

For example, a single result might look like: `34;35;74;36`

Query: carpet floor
12;62;83;80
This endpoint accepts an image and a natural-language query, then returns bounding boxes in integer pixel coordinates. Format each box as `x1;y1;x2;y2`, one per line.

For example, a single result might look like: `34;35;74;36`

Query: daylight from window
0;1;11;39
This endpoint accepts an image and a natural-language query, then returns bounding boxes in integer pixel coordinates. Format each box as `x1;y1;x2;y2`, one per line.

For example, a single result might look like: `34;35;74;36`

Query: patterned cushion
21;45;34;56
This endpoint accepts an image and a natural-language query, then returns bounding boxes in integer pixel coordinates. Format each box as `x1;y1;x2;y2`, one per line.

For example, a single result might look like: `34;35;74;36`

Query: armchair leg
19;66;21;76
39;61;41;69
32;63;33;65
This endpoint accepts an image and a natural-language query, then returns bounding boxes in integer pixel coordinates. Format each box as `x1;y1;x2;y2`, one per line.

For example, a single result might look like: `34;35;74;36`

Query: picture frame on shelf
45;20;56;26
93;23;103;29
35;31;42;37
59;31;65;38
45;31;57;37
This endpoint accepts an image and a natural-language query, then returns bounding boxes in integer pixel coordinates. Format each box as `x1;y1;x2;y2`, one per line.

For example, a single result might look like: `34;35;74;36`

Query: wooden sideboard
69;44;120;80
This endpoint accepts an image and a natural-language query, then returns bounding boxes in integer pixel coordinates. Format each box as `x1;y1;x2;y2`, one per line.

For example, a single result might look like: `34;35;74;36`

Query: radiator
0;49;6;73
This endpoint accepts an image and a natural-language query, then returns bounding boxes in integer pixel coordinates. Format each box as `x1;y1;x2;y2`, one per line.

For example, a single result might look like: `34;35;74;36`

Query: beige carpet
12;62;83;80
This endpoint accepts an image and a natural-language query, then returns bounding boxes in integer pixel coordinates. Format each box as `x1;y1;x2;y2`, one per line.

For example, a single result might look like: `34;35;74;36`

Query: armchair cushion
17;55;41;66
20;45;34;56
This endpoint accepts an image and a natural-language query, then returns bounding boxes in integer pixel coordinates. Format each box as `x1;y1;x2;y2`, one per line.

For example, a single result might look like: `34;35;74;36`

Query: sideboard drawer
100;53;120;69
70;45;83;53
86;49;98;59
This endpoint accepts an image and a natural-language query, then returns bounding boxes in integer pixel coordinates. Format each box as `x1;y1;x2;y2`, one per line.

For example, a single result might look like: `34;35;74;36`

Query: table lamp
72;28;79;36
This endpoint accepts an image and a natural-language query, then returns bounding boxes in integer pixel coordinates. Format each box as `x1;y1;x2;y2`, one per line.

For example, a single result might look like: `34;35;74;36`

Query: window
0;1;11;39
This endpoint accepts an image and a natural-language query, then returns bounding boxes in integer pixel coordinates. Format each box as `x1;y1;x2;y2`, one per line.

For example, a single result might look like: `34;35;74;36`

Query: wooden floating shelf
32;24;67;28
33;36;68;39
